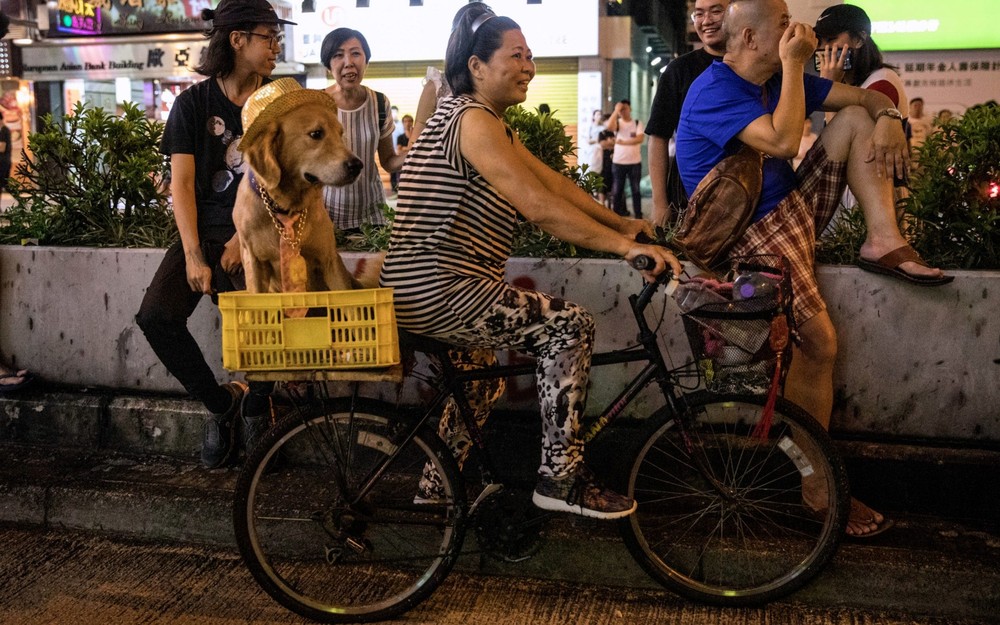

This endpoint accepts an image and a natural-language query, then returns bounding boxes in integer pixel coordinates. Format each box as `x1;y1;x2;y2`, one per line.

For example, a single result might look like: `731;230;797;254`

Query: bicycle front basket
679;255;793;395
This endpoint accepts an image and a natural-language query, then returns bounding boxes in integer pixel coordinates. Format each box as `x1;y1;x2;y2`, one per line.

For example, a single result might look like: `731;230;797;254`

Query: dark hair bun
201;8;215;20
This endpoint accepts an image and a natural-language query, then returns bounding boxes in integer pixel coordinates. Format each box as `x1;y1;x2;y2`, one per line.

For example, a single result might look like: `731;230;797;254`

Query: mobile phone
814;48;853;72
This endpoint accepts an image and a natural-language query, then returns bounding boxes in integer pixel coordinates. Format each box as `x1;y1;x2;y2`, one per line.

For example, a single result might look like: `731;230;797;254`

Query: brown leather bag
673;144;764;271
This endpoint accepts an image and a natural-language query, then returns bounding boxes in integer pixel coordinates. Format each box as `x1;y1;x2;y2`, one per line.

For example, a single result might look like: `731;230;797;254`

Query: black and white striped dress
323;86;393;230
379;95;518;336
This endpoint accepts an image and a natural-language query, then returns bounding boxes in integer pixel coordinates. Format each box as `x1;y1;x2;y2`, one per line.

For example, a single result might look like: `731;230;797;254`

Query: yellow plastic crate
219;288;400;372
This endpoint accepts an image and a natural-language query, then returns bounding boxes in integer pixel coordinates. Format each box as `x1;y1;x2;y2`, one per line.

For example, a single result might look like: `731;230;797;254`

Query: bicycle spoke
234;399;466;623
622;393;848;606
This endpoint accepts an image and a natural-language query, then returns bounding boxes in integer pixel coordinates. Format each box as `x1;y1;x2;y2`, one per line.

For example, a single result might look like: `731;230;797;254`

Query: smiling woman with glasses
136;0;296;471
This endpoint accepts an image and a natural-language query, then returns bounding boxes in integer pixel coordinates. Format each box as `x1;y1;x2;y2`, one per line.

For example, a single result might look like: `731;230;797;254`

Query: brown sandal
858;244;953;286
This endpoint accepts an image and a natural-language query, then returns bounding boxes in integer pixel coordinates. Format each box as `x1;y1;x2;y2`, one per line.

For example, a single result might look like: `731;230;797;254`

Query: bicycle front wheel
233;397;465;623
620;391;849;606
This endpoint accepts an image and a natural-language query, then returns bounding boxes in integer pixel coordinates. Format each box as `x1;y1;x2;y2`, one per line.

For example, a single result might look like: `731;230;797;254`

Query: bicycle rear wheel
233;397;465;623
620;391;849;606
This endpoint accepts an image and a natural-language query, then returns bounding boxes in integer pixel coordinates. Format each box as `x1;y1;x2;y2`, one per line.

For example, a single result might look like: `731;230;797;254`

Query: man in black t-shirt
646;0;728;226
135;0;294;470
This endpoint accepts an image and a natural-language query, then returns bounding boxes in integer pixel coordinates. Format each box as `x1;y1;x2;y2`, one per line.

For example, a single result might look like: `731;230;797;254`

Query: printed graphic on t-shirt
207;115;245;193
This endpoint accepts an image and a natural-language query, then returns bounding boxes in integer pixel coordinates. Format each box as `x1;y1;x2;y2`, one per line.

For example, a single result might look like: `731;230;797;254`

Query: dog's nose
346;157;363;177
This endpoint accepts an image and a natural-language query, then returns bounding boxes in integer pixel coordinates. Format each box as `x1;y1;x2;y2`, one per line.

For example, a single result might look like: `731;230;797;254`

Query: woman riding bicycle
379;3;679;520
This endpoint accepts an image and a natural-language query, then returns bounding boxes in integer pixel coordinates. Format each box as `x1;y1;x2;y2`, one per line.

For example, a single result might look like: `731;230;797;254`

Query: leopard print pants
418;284;595;497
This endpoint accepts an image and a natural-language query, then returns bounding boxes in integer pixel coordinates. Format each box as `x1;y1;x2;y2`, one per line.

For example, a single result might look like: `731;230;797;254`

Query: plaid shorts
729;140;848;324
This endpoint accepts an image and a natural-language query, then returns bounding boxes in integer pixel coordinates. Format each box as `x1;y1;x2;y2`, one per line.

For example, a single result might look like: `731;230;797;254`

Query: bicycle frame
371;276;694;495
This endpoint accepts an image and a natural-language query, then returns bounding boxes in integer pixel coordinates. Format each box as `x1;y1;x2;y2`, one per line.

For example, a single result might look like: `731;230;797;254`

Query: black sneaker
240;391;272;457
532;465;637;520
201;382;247;469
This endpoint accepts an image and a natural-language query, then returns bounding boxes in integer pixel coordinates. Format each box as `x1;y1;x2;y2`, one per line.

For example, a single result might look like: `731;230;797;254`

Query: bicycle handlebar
630;254;680;293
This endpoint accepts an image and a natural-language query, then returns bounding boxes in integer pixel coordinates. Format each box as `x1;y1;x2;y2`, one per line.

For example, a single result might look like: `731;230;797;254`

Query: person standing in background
907;97;932;156
647;0;729;227
606;99;644;219
389;105;403;195
0;10;34;393
320;27;405;233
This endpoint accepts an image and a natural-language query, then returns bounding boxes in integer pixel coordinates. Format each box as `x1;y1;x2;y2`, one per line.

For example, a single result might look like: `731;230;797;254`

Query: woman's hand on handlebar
626;244;682;284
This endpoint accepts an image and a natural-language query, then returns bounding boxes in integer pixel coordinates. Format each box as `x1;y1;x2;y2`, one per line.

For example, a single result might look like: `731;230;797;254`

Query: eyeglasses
690;7;726;23
242;31;285;48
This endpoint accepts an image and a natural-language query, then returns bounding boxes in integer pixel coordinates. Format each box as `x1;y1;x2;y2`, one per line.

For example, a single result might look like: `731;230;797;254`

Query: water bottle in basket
732;271;780;300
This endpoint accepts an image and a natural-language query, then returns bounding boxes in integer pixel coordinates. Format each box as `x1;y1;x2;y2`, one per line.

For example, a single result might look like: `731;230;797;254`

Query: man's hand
780;22;817;69
867;116;909;179
184;250;213;295
617;217;656;242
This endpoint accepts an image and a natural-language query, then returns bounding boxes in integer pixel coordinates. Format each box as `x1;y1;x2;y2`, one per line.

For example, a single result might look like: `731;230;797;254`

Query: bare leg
790;309;886;536
818;106;944;280
784;311;837;429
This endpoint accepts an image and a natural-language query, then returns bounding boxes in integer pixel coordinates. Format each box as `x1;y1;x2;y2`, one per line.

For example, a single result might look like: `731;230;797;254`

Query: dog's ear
243;122;283;189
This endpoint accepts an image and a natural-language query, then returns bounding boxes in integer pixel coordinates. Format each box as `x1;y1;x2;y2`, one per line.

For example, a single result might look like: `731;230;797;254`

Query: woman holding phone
813;4;907;117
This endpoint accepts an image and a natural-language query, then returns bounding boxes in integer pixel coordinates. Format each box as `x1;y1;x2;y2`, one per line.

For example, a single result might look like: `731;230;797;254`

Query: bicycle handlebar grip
631;255;655;271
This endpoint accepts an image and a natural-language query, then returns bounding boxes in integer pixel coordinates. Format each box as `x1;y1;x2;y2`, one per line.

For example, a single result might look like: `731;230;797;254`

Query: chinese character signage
48;0;213;37
57;0;103;36
886;49;1000;114
21;38;210;77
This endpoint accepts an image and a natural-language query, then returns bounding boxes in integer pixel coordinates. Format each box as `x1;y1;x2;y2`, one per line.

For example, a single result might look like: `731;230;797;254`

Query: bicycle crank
473;488;546;563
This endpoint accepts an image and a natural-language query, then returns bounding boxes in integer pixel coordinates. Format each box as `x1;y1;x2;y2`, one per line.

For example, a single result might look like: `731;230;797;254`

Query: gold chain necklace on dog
258;184;307;249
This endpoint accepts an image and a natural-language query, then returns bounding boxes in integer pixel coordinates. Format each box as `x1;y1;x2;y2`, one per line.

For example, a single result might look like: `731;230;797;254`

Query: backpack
673;144;764;271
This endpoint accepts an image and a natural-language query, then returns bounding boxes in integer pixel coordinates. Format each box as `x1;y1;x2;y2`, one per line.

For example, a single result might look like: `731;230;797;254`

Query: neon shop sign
57;0;103;36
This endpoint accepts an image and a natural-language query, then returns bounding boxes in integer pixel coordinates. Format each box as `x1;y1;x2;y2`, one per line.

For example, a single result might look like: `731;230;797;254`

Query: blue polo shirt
676;61;833;221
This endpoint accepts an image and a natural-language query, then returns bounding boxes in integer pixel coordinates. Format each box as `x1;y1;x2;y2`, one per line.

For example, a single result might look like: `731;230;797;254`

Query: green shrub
903;103;999;269
504;105;607;257
0;101;176;248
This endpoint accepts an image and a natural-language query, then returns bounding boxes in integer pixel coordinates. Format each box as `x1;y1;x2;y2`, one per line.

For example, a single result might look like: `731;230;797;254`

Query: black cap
203;0;296;28
813;4;871;38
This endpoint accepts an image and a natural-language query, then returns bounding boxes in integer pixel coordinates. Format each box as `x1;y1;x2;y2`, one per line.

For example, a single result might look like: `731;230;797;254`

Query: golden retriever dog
233;79;377;295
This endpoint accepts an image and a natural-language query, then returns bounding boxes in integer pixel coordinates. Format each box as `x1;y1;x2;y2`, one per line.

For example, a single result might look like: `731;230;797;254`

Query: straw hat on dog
242;78;338;147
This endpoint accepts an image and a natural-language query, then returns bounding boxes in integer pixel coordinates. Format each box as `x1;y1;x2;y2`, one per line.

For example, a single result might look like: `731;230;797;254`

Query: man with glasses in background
646;0;729;227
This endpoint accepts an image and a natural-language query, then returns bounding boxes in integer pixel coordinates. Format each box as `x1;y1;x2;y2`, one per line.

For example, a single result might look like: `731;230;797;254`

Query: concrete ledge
1;246;997;443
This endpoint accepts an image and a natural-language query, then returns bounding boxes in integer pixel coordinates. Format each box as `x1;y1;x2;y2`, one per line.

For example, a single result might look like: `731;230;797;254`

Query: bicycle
230;254;850;623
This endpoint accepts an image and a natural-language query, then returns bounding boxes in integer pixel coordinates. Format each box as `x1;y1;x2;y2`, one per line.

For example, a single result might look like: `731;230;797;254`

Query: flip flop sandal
844;498;896;540
0;371;35;394
858;244;954;286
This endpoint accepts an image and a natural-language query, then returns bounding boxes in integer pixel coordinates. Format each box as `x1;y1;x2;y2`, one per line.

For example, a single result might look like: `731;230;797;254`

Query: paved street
0;524;986;625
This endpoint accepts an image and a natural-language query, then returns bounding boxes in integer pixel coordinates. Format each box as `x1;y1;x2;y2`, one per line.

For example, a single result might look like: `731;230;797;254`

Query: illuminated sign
57;0;103;36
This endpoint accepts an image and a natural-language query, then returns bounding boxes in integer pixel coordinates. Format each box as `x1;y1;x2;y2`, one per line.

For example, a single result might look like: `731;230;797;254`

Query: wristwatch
876;107;903;121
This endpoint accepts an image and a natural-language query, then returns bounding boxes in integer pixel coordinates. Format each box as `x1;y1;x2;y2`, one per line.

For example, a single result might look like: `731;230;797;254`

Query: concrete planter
1;245;996;442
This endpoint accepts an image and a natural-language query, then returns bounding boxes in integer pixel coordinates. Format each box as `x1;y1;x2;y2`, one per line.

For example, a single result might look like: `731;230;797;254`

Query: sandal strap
878;245;928;270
